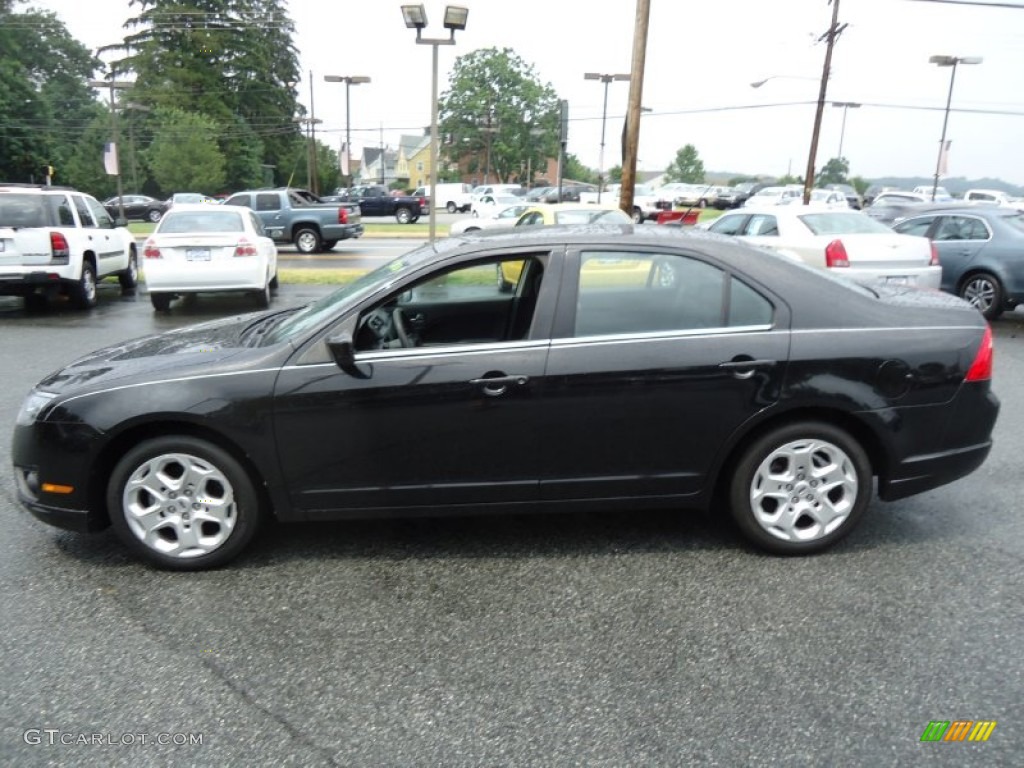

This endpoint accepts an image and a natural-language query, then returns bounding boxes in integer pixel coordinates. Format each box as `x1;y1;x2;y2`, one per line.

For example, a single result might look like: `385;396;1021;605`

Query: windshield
799;212;892;235
158;209;245;233
263;241;456;345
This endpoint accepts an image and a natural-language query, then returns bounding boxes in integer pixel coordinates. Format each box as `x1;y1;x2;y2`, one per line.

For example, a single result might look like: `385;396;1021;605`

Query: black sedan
102;194;168;223
892;206;1024;320
12;226;999;569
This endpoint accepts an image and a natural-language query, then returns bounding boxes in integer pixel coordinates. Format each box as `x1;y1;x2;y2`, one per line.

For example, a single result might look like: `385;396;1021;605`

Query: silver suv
0;185;138;309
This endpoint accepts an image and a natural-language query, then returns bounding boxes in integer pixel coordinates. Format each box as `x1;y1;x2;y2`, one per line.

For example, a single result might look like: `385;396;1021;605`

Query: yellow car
514;203;631;227
497;204;634;288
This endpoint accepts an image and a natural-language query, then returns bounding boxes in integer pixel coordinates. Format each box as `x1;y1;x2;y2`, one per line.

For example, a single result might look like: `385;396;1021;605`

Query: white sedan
142;204;278;311
470;194;522;217
705;206;941;289
449;203;532;235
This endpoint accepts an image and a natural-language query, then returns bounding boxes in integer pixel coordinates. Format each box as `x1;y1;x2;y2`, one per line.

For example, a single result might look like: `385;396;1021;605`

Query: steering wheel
392;307;414;348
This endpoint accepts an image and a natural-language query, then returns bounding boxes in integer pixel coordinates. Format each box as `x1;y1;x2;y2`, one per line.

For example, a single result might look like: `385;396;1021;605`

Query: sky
28;0;1024;185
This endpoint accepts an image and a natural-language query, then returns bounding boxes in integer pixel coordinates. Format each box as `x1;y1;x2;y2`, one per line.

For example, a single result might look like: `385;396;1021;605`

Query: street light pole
832;101;861;160
324;75;371;186
584;73;629;203
88;78;132;221
929;55;982;202
802;0;844;205
401;5;469;244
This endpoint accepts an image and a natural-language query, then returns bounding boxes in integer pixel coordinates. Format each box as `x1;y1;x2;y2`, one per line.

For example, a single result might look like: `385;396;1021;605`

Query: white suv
0;185;138;309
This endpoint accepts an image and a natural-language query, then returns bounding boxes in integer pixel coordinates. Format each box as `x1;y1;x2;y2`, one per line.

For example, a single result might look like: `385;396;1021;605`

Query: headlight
16;391;57;426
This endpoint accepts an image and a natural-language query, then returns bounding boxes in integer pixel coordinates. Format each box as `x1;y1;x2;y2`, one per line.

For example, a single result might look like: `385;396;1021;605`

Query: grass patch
278;267;367;285
127;222;155;235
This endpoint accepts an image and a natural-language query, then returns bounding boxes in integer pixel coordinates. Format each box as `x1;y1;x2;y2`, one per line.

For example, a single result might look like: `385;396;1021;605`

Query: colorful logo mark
921;720;997;742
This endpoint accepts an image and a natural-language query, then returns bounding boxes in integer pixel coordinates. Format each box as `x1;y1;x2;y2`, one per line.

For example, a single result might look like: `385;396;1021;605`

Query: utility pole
620;0;650;219
308;70;320;194
803;0;845;205
88;78;132;221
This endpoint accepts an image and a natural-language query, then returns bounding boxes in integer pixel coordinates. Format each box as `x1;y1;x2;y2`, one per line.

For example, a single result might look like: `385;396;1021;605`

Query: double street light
929;55;983;202
324;75;371;183
400;4;469;243
584;73;630;203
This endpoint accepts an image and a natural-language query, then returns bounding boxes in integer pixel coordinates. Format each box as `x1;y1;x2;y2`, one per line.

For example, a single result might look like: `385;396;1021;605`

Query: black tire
395;207;413;224
728;421;871;555
71;260;98;309
321;239;338;251
959;272;1004;320
119;248;138;294
253;280;271;309
147;208;163;223
150;292;172;312
446;201;457;214
294;227;321;254
106;436;262;570
631;207;643;225
269;272;279;290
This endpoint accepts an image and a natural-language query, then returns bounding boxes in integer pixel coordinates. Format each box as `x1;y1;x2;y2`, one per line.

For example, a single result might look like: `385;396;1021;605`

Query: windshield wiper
240;310;297;346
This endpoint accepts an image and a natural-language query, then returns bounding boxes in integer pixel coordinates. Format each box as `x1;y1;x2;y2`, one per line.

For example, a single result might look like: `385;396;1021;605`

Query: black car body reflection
12;226;999;569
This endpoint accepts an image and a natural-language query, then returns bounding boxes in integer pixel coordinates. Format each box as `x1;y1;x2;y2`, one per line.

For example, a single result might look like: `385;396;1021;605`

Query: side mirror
326;331;369;378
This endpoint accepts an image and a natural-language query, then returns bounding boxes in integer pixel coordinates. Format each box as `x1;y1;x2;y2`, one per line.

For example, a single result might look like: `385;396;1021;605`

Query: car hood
35;311;280;396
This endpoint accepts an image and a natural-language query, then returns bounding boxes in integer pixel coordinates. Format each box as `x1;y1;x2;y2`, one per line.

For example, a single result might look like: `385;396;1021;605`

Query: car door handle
718;358;776;380
469;374;529;397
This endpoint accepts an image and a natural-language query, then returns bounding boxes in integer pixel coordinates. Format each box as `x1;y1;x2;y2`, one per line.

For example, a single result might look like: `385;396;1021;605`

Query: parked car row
101;192;219;222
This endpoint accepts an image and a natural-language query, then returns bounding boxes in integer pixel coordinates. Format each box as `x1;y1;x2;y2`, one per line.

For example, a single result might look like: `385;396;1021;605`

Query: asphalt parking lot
0;287;1021;767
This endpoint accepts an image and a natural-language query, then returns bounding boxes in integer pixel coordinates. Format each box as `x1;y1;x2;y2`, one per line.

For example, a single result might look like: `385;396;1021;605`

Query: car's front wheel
446;202;457;214
960;272;1004;320
107;436;262;570
728;422;871;554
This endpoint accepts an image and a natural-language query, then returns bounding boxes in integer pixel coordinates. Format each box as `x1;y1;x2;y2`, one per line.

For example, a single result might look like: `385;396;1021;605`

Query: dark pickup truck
325;185;425;224
223;188;363;253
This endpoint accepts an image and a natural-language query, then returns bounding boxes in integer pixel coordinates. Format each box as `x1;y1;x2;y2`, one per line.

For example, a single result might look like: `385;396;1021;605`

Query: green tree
145;108;226;193
817;157;850;186
607;165;623;184
105;0;301;189
777;174;803;186
849;176;869;196
562;154;598;185
439;47;561;183
0;0;99;183
664;144;705;184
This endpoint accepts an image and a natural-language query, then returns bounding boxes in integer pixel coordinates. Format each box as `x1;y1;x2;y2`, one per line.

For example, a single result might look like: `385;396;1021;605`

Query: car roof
161;203;244;213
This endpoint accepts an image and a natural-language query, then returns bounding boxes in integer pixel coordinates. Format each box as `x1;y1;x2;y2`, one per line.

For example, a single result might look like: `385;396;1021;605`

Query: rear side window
893;217;935;237
0;194;51;228
935;216;990;242
800;212;891;235
573;251;773;337
745;215;778;236
708;215;747;236
46;196;76;226
256;194;280;212
224;194;250;207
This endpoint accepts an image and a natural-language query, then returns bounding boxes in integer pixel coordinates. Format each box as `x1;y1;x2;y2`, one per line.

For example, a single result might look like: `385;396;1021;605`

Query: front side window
72;196;95;227
224;194;250;208
354;254;545;351
573;251;772;337
893;216;935;238
708;214;748;236
85;197;115;228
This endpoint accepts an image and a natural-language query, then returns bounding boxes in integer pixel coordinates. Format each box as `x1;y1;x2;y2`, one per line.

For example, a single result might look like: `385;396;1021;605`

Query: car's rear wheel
446;202;457;213
632;207;643;224
150;292;172;312
395;207;412;224
147;209;162;223
728;421;871;554
960;272;1004;320
269;272;279;290
253;280;271;309
119;248;138;294
294;227;321;254
71;261;98;309
107;436;261;570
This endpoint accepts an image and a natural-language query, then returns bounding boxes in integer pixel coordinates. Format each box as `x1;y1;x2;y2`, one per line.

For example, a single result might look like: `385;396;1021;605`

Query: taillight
338;208;348;225
49;232;69;259
929;242;939;267
825;239;849;268
143;239;161;259
234;239;257;257
419;197;427;209
965;325;993;382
